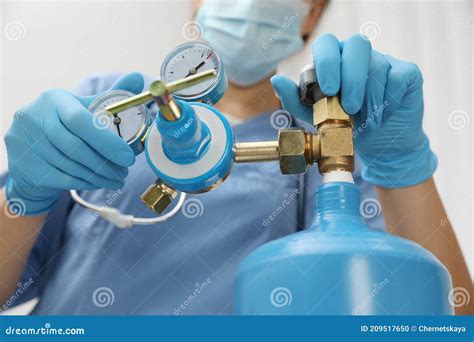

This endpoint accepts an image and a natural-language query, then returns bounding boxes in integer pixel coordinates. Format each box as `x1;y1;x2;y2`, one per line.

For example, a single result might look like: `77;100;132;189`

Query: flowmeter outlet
140;179;177;213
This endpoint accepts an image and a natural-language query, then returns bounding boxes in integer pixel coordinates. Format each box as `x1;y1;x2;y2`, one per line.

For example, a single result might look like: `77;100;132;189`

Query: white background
1;0;473;279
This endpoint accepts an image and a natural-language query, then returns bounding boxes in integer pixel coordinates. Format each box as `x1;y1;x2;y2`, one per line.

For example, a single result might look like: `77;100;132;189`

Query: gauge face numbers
162;43;221;99
89;91;148;144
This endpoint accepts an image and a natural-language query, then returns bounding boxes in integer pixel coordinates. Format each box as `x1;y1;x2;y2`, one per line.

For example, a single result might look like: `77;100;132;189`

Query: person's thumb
108;71;145;94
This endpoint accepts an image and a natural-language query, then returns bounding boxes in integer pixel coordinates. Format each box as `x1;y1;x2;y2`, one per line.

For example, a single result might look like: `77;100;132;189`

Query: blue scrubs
4;73;383;315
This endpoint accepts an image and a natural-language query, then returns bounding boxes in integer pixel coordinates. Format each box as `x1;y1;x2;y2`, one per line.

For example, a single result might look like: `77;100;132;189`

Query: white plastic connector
98;207;135;229
322;171;354;184
69;190;187;228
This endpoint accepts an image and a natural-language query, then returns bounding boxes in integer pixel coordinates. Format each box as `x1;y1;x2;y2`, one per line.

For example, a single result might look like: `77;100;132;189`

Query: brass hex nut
319;126;354;158
140;181;177;213
313;96;352;127
318;125;355;173
278;128;308;174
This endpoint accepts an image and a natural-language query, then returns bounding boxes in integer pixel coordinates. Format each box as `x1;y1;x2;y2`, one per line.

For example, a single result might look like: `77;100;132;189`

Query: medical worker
1;0;472;315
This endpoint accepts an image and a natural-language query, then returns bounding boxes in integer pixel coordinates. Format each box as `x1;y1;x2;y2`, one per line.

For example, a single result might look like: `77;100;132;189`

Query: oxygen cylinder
234;179;453;315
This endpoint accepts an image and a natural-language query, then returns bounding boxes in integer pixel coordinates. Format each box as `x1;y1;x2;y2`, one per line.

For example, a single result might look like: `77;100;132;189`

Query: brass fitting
317;123;354;173
140;179;177;213
278;128;320;174
233;141;279;163
233;96;354;175
278;128;307;174
312;96;351;127
232;129;318;175
313;96;354;174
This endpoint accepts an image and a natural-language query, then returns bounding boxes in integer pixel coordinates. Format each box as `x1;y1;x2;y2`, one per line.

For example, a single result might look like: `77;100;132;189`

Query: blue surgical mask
196;0;310;87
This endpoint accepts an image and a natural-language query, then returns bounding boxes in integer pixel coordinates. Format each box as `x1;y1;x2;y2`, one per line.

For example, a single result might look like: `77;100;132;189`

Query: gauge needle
185;61;205;77
113;115;122;138
116;123;122;138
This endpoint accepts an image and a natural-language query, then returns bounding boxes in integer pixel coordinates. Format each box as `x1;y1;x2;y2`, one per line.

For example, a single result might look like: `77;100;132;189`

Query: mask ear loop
69;190;186;229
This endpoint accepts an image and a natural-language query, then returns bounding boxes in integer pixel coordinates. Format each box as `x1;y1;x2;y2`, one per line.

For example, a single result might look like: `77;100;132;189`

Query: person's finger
340;34;372;114
312;33;341;96
75;72;145;108
108;72;145;94
43;113;129;180
382;55;410;117
53;90;136;167
76;95;96;108
34;134;126;189
384;55;424;118
12;148;99;191
271;75;312;123
45;167;110;190
363;50;391;126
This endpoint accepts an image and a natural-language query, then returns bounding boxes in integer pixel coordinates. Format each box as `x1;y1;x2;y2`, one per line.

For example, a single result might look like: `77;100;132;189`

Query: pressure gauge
88;90;151;155
161;42;228;105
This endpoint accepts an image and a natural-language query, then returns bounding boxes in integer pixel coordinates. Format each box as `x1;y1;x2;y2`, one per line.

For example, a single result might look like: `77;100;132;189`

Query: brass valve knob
104;69;218;121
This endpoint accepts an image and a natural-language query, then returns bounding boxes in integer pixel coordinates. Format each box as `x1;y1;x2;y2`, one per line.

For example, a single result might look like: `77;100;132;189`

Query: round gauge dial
161;42;226;103
88;90;149;144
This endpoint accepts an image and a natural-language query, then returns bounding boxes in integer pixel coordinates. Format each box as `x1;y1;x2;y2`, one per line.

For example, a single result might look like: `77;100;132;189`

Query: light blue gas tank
235;181;453;315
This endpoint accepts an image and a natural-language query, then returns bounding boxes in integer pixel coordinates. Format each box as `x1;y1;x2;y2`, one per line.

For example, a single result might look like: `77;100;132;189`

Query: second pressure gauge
88;90;150;155
161;42;227;105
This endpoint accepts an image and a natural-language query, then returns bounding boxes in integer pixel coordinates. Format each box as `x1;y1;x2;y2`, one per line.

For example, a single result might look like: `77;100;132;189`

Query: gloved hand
271;33;437;188
4;72;145;215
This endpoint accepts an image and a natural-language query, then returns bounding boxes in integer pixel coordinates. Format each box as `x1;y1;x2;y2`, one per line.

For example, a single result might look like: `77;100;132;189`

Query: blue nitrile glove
271;33;437;188
4;72;145;215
